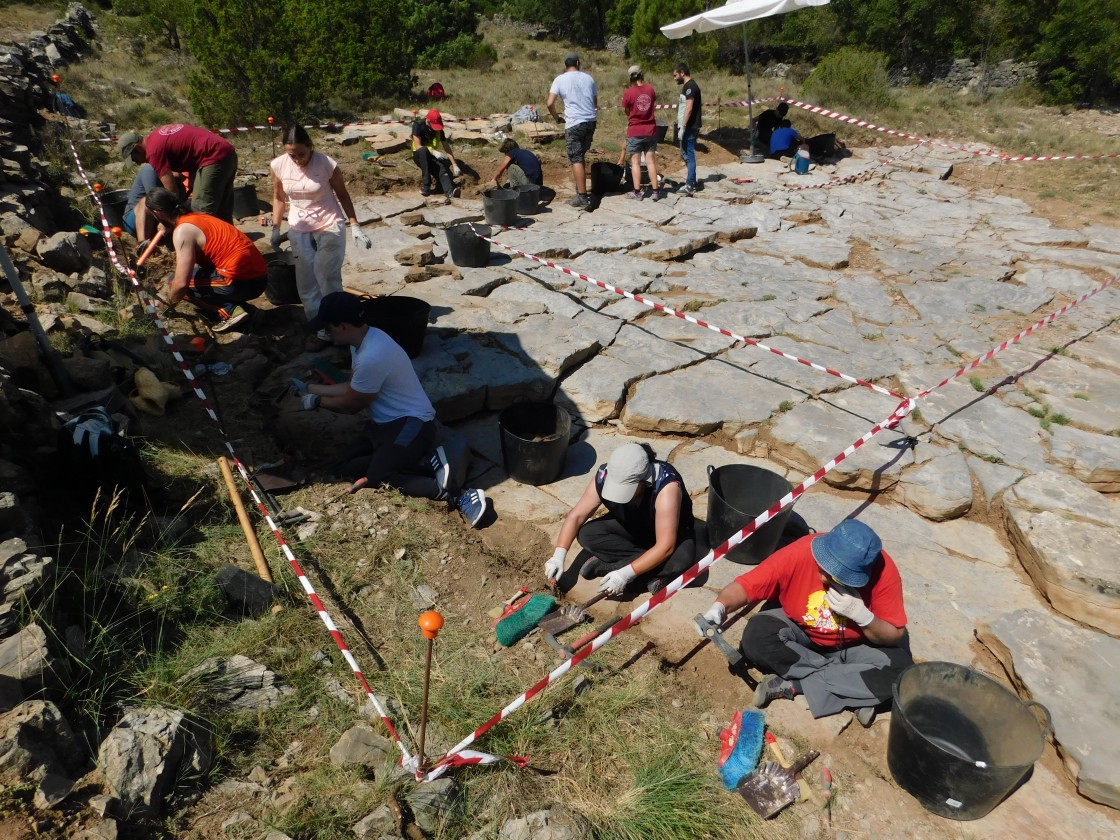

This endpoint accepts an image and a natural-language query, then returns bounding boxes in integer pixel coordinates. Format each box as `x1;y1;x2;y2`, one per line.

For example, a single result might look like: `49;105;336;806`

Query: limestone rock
978;609;1120;809
0;700;79;782
97;707;211;817
181;654;291;712
896;448;973;520
395;243;434;266
35;231;91;273
329;724;394;773
1048;424;1120;492
0;624;64;708
1002;472;1120;635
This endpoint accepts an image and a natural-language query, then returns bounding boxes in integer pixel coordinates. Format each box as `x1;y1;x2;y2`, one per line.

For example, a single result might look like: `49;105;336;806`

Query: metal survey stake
417;611;444;768
267;115;276;157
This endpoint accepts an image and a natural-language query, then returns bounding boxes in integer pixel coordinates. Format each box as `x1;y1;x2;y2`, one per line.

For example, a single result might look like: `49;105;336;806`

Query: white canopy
661;0;831;38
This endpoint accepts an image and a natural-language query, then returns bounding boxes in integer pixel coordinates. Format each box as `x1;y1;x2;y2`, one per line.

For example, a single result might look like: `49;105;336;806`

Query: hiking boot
626;190;643;200
579;555;608;579
651;189;665;202
680;184;696;197
568;193;590;208
752;675;796;709
426;445;450;493
647;577;665;595
420;185;431;197
454;488;487;528
213;305;250;333
855;706;877;728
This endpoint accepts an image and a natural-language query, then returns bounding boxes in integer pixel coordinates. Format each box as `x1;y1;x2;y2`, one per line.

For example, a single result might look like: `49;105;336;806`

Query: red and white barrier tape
780;96;1120;163
470;226;905;400
423;396;917;778
61;122;420;770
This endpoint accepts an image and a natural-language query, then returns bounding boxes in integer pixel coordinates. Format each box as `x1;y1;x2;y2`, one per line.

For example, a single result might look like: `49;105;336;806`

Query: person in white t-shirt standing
270;125;371;341
546;52;598;208
294;291;488;528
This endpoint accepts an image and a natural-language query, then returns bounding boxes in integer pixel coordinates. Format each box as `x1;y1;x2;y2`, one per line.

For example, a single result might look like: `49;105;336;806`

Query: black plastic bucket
499;402;571;486
264;254;299;306
446;223;490;268
590;162;625;195
515;184;541;214
482;188;518;227
232;185;260;220
101;190;128;229
655;122;669;142
706;464;794;564
888;662;1052;821
366;296;431;359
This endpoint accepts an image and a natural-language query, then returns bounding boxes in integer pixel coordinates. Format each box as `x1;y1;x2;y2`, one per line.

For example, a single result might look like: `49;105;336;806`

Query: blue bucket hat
811;520;882;588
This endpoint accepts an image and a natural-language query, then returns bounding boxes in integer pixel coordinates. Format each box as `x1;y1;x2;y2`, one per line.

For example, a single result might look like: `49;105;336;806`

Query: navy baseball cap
308;291;364;330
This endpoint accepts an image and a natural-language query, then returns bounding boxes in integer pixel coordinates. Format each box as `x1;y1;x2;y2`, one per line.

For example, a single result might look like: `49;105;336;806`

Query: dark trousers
740;609;913;718
576;515;696;586
186;268;265;315
334;417;443;500
412;149;455;196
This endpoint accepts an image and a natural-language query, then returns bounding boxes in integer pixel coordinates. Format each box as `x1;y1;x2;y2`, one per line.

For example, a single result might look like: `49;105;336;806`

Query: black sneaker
420;186;431;197
647;577;665;595
426;445;450;493
579;555;608;579
680;184;696;197
568;194;590;208
752;675;796;709
454;488;487;528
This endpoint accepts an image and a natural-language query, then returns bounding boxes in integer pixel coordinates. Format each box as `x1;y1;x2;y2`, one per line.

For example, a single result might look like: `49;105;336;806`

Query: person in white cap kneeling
545;442;697;596
697;519;911;727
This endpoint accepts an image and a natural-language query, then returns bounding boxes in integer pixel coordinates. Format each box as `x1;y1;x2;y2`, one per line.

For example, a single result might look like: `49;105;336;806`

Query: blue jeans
680;128;698;187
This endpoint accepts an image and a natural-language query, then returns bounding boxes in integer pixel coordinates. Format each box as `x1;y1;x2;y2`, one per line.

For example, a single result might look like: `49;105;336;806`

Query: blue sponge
717;709;765;789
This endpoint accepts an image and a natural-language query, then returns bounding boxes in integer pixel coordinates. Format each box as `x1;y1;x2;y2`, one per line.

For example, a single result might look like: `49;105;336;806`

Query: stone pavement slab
978;608;1120;810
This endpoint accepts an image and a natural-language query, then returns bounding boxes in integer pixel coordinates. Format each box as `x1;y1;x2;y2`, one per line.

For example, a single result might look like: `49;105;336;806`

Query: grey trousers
740;609;913;718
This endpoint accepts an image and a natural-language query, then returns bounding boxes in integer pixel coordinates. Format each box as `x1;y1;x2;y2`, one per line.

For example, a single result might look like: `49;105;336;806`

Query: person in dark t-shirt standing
673;63;702;195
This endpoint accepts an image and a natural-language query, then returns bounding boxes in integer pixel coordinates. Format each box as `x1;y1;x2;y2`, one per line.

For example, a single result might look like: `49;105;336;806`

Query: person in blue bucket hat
696;519;911;727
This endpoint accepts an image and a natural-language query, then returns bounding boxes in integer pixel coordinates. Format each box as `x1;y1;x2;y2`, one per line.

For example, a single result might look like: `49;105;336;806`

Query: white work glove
826;589;875;627
544;547;566;583
598;563;637;596
270;226;282;250
695;601;727;637
288;377;309;395
450;163;461;177
350;223;371;249
301;393;321;411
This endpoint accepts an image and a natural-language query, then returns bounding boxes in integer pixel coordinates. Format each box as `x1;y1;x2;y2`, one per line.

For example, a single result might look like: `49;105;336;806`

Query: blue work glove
289;377;309;395
270;226;282;250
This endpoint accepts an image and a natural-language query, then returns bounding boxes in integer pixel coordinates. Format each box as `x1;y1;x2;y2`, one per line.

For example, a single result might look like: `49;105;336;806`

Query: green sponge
495;594;555;647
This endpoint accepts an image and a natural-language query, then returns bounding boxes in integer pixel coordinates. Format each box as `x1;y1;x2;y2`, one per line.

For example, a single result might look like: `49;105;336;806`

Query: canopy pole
741;25;765;163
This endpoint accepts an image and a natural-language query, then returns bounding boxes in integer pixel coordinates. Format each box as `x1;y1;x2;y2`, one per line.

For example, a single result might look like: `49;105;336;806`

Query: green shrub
803;47;895;110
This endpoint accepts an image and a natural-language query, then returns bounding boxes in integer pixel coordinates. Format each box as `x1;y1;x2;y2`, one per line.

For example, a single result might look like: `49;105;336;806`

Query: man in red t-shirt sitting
697;519;911;726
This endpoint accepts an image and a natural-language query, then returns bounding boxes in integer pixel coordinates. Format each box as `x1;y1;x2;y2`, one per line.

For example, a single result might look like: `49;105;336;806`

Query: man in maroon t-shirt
118;124;238;222
697;519;911;725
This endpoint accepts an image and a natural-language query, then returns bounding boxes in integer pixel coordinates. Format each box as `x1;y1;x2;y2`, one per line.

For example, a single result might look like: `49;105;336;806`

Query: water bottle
794;146;811;175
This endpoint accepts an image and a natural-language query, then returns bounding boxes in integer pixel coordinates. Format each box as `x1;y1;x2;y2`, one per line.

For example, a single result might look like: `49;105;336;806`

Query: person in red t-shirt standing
118;124;238;223
697;519;911;726
621;65;662;201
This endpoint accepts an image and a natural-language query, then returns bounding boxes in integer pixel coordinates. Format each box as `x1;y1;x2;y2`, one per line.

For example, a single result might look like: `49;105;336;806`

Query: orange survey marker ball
419;611;444;640
93;182;102;192
50;73;61;84
267;115;275;125
110;226;123;239
190;337;206;353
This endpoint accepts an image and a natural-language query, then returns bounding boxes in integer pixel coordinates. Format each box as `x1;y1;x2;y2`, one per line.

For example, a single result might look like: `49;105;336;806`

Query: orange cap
419;610;444;639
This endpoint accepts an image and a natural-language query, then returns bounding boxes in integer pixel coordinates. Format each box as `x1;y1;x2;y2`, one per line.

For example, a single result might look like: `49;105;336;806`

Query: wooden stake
218;456;274;584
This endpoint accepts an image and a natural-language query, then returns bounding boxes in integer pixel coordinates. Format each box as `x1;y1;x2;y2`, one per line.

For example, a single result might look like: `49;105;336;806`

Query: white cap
601;443;652;503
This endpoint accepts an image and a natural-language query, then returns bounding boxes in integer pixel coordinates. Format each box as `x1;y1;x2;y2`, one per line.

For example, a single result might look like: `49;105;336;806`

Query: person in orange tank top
146;187;266;332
